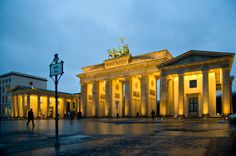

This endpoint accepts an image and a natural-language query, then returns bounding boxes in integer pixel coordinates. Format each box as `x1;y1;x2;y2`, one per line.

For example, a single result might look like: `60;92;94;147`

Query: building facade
78;50;173;117
11;86;80;118
78;50;235;117
0;71;47;117
0;71;80;118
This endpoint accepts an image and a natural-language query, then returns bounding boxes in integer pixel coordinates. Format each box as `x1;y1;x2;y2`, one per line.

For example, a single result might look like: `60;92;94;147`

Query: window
2;96;4;103
9;78;11;83
2;87;4;93
189;80;197;88
29;82;33;86
2;80;4;84
6;79;8;83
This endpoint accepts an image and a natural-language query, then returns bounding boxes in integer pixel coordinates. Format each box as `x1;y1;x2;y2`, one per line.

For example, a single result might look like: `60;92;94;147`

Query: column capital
201;66;209;71
220;63;230;69
177;69;184;75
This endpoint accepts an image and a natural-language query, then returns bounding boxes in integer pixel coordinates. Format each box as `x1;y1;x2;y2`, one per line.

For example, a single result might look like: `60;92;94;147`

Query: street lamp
49;54;64;141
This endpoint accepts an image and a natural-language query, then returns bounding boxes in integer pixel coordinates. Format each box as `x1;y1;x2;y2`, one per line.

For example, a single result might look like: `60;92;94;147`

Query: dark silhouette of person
27;108;35;127
151;110;155;120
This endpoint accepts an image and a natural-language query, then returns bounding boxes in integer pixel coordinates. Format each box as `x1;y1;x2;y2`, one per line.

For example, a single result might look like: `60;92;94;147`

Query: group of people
26;108;157;128
64;111;83;120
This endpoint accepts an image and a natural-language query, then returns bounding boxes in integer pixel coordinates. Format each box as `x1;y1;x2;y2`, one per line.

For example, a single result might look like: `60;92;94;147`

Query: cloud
0;0;236;92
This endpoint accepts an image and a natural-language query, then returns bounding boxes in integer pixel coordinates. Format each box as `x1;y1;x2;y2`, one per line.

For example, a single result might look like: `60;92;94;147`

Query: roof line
0;71;47;81
158;50;235;68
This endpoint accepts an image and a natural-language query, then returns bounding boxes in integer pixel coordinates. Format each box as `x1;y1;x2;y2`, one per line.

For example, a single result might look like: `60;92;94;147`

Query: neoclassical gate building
77;49;234;117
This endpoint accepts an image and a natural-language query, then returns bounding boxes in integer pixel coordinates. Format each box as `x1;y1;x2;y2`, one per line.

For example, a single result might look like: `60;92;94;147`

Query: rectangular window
2;87;4;93
189;80;197;88
9;78;11;83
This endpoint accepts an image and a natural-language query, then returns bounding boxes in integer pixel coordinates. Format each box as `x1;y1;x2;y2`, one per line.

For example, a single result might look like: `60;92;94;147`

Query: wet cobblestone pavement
0;118;236;156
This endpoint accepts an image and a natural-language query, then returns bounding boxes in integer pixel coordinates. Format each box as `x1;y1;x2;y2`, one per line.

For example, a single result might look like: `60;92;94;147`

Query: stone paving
0;118;236;156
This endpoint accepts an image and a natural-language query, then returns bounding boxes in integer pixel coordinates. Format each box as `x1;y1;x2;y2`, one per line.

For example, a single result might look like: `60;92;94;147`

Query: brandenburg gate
77;45;234;118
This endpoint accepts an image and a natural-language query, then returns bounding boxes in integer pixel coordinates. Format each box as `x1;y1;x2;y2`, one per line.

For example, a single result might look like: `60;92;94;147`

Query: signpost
49;54;64;141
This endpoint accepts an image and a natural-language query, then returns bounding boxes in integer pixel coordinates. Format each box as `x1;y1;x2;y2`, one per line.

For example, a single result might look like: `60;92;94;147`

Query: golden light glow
223;103;230;115
141;104;146;116
220;68;222;84
178;104;183;115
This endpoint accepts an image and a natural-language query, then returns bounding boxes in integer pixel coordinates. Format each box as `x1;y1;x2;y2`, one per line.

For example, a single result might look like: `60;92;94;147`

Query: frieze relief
133;91;140;97
80;64;161;83
105;56;130;68
149;89;156;96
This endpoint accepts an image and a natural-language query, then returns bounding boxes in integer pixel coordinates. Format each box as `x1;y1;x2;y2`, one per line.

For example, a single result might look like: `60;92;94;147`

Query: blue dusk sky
0;0;236;93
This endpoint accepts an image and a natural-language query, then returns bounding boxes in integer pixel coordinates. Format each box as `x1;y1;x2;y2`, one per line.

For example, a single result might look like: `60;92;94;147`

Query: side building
11;86;80;118
0;71;80;118
0;71;47;117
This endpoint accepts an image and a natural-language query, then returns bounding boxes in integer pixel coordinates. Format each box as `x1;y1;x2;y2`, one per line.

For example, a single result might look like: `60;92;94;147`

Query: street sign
50;62;63;77
49;53;64;142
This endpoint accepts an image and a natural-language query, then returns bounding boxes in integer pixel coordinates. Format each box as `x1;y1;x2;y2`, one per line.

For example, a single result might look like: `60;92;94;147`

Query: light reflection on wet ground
1;118;235;137
1;118;236;155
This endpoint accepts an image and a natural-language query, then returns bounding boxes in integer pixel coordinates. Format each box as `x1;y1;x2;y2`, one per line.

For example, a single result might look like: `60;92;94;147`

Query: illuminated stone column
12;95;16;117
178;72;184;116
167;79;174;116
64;98;67;114
16;95;19;117
99;81;106;117
160;76;167;116
121;81;125;116
81;83;87;117
105;79;113;117
125;77;132;117
222;67;231;116
208;72;216;116
92;81;99;117
75;97;79;113
22;95;25;117
230;76;234;113
202;69;209;116
173;77;179;117
37;95;40;118
141;74;149;116
46;96;50;117
27;95;30;116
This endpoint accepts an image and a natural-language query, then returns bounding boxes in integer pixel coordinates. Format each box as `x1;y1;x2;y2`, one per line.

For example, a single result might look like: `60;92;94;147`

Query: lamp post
49;54;64;141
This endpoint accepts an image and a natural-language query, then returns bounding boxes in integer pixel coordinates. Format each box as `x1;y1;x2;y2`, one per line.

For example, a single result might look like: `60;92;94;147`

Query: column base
201;114;209;119
177;115;185;119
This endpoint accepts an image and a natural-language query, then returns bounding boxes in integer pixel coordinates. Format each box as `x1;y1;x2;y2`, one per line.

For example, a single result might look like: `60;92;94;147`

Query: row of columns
81;74;157;117
160;67;231;117
12;94;77;118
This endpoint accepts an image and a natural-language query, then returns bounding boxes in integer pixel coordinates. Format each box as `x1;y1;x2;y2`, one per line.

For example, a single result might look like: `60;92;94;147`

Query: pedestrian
27;108;35;127
151;110;155;120
136;112;140;118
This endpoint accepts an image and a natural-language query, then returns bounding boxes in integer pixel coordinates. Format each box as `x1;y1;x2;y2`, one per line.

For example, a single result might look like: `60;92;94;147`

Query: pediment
158;50;234;68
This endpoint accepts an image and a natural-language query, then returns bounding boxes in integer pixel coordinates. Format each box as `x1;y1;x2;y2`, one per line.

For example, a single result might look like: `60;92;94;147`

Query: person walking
151;110;155;120
27;108;35;127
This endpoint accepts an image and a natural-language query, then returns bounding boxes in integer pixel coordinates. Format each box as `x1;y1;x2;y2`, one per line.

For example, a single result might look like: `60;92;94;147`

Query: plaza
0;118;236;155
